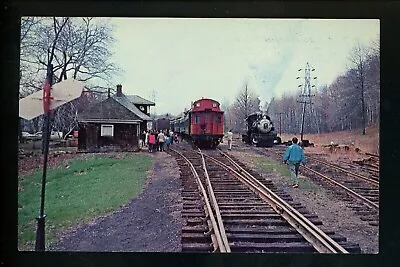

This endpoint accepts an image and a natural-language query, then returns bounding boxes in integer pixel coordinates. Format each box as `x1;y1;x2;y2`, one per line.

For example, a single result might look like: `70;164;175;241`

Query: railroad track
352;153;380;176
169;146;360;253
334;159;379;180
266;147;379;227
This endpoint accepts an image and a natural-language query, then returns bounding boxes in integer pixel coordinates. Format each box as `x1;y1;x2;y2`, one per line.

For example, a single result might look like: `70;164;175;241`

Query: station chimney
116;84;122;96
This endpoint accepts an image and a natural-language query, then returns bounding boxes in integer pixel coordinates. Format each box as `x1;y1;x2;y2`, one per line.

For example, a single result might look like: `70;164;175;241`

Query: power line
297;62;316;141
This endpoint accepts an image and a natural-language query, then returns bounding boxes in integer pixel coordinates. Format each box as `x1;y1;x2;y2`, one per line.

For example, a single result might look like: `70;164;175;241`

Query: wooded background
222;40;380;136
19;17;380;138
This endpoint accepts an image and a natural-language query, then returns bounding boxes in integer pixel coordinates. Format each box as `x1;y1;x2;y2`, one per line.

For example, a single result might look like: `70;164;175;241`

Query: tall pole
275;112;284;136
35;63;53;251
297;62;316;142
300;101;306;141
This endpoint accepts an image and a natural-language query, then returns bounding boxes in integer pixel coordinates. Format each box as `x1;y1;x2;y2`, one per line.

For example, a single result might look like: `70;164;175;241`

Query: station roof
112;94;152;121
126;95;155;106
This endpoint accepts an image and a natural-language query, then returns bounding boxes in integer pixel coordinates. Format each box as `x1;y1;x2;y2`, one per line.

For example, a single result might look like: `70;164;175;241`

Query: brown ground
279;124;379;157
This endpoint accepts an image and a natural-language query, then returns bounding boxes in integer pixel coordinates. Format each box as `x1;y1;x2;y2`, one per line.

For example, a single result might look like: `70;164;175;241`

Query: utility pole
296;62;316;142
275;112;284;136
35;63;53;251
19;67;84;252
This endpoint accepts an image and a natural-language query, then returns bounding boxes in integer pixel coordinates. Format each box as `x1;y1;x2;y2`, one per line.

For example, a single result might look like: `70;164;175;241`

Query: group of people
141;128;306;189
140;130;177;153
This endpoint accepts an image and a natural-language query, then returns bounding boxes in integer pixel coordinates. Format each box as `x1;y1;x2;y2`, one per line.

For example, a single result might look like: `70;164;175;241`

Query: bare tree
365;43;380;125
19;17;120;135
231;83;261;132
220;98;233;131
348;42;370;135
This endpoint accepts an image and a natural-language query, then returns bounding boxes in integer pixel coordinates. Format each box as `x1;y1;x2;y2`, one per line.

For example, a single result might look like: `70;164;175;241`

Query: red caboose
190;98;224;148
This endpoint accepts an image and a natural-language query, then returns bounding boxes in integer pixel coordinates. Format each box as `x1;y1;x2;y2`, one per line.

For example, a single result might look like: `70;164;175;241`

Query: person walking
226;129;233;150
148;131;156;153
283;137;307;188
154;130;160;151
165;133;171;150
169;130;174;146
140;131;146;148
145;130;150;147
157;131;166;152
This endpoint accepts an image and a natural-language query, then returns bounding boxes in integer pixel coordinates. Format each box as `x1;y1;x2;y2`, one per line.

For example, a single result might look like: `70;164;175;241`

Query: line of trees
223;40;380;136
19;17;119;137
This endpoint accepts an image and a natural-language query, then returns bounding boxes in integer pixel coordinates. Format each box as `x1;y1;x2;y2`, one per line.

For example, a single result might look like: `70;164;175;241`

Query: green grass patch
297;176;315;189
254;156;315;190
18;153;152;250
255;156;291;178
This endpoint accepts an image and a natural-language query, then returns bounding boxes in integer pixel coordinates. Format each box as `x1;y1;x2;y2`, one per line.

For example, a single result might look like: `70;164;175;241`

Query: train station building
77;84;155;152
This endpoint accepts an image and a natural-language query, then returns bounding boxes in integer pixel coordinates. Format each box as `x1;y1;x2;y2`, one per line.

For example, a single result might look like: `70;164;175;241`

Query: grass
255;156;291;177
18;153;152;250
296;175;315;190
254;156;315;189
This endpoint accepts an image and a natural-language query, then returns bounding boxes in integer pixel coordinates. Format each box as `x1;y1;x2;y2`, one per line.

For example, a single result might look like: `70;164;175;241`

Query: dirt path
48;151;182;252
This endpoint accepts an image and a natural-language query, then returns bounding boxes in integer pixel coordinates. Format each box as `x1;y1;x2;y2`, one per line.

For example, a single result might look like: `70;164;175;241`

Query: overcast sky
110;18;379;116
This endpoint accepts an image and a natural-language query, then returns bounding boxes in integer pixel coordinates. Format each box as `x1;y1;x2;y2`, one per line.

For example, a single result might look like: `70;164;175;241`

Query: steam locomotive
242;112;278;147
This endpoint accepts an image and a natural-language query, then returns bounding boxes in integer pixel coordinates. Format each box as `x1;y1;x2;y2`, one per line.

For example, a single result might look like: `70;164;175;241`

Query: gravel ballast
221;140;379;254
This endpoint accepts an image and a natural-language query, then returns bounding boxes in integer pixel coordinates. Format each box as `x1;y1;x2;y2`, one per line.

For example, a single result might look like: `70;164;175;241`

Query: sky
110;18;379;116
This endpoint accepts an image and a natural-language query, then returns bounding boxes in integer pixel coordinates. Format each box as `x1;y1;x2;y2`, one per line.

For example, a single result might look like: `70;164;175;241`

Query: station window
194;116;199;124
216;116;221;123
101;124;114;136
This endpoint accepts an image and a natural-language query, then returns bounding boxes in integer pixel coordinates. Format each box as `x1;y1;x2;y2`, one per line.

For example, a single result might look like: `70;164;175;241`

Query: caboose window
216;116;221;123
194;116;199;124
212;102;217;107
196;103;200;107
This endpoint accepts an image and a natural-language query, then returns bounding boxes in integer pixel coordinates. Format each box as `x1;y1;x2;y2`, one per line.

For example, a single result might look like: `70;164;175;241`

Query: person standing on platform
157;131;166;152
148;131;156;153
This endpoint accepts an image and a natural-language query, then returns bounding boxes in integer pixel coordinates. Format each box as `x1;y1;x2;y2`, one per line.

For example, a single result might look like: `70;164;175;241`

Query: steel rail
337;159;380;176
208;149;349;253
198;149;231;252
273;151;379;210
170;149;228;252
302;166;379;210
365;152;379;158
307;155;379;187
354;161;379;170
